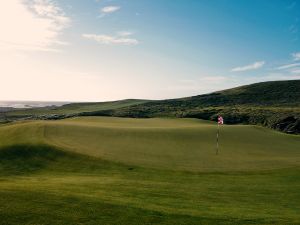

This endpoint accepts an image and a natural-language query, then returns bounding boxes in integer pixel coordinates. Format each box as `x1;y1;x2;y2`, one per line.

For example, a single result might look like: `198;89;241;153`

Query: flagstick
216;123;220;155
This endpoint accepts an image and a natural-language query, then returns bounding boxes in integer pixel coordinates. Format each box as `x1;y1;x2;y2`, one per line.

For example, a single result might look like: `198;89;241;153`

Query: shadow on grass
0;144;68;175
0;144;129;175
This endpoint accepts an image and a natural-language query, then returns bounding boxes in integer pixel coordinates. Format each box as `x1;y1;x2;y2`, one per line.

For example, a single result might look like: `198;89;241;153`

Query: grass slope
0;117;300;224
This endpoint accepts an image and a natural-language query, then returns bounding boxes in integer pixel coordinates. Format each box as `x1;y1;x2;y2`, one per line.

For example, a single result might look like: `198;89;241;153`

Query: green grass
0;117;300;224
2;117;298;172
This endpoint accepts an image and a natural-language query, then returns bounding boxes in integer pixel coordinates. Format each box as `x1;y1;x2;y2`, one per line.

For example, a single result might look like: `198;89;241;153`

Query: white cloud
29;0;70;29
117;31;133;37
101;6;120;14
231;61;265;72
292;52;300;61
276;63;300;70
82;33;139;45
0;0;70;52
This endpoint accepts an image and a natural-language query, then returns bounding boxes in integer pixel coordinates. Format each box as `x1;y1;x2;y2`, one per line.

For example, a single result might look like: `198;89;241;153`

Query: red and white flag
218;116;224;125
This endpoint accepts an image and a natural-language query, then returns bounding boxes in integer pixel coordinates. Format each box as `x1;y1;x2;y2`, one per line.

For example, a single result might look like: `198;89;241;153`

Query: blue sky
0;0;299;101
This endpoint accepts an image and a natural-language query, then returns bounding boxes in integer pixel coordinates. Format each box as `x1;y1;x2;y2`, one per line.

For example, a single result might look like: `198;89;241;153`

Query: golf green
0;117;299;224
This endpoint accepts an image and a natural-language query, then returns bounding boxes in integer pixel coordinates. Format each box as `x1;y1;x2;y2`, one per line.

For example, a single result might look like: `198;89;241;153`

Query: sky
0;0;299;102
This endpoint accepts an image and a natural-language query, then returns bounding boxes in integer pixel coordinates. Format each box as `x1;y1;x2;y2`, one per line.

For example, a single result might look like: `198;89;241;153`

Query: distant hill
1;80;299;134
95;80;300;134
117;80;300;111
214;80;300;106
1;99;148;118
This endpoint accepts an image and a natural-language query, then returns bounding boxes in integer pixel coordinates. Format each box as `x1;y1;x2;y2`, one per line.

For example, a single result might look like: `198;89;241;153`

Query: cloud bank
231;61;265;72
0;0;70;52
276;63;300;70
82;33;139;46
101;6;120;14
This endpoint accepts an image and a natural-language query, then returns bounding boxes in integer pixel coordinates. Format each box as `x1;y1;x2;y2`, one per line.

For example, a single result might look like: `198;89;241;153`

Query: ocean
0;101;70;109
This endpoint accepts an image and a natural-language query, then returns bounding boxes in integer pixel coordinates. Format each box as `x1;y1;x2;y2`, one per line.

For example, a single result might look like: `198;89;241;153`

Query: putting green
1;117;300;224
0;117;299;172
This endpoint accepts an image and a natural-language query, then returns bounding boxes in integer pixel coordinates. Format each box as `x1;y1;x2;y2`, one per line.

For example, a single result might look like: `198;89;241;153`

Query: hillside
109;79;300;110
0;117;300;224
1;80;299;133
80;80;300;134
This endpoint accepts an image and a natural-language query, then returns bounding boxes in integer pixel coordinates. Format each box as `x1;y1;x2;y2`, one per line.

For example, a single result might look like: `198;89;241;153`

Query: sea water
0;101;70;109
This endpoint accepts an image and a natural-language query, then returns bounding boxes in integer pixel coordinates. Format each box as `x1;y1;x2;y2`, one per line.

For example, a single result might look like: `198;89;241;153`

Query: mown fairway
0;117;300;224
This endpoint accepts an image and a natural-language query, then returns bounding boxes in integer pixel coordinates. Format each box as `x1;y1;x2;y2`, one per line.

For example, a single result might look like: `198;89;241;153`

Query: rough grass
0;117;300;224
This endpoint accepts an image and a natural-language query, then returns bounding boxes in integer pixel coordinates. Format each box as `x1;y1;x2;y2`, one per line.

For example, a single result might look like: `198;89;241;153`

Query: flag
218;115;223;125
216;115;223;155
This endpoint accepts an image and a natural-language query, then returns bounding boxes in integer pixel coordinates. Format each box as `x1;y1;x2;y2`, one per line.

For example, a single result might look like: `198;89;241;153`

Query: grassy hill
99;80;300;134
1;80;299;133
0;117;300;224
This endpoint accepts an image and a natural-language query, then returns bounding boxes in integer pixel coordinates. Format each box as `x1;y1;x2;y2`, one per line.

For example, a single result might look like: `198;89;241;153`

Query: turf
0;117;300;224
